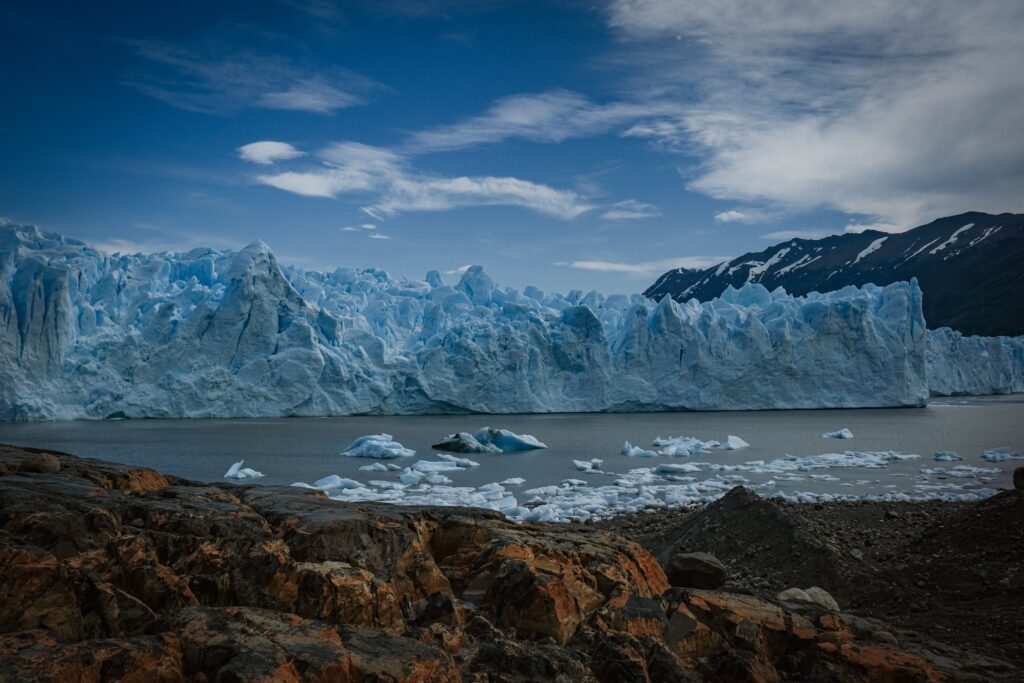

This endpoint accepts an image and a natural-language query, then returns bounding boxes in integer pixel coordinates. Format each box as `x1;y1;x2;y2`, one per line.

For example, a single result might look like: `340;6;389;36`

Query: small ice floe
500;477;526;486
721;435;750;450
342;434;416;459
920;464;999;479
621;441;659;457
436;453;480;468
933;451;963;462
573;458;604;471
358;462;402;472
433;427;547;454
312;475;362;491
649;434;747;456
823;428;854;439
981;447;1024;463
224;460;264;480
656;463;702;474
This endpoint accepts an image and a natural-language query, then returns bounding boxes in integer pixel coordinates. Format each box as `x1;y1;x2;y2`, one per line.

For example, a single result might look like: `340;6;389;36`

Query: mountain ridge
645;212;1024;336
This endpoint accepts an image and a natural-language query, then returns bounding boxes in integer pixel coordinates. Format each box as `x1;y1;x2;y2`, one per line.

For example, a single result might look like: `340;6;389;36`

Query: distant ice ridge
927;328;1024;396
0;221;1017;421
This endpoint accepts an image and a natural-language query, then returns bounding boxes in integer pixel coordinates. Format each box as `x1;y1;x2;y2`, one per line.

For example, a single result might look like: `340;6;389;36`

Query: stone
665;552;728;589
1014;467;1024;490
805;586;840;612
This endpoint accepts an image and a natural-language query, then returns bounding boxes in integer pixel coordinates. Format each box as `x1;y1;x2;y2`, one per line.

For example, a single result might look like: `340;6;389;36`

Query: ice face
0;221;1017;421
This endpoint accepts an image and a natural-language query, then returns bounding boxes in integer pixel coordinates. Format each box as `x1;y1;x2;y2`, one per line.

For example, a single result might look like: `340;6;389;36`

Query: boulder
1014;467;1024;490
665;552;728;589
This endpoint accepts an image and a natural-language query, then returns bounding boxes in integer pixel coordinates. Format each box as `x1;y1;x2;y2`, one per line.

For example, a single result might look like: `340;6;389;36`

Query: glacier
0;220;1019;421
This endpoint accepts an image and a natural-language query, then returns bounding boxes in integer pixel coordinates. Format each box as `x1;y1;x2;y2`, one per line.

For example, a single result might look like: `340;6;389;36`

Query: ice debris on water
223;460;264;480
981;447;1024;463
342;434;416;459
823;428;854;439
621;441;660;457
933;451;963;461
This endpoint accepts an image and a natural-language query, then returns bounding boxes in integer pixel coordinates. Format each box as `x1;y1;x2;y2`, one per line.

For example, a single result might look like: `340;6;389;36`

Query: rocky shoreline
0;443;1018;681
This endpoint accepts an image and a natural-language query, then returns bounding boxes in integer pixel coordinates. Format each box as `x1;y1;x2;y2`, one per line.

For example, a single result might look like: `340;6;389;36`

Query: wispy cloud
445;264;472;275
124;40;382;115
368;233;391;240
601;199;661;221
406;89;680;153
237;141;306;165
253;141;593;219
715;209;768;224
607;0;1024;230
557;255;728;277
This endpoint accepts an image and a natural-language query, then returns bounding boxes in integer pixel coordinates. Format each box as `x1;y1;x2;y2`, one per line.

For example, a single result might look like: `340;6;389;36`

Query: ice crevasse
0;221;1019;421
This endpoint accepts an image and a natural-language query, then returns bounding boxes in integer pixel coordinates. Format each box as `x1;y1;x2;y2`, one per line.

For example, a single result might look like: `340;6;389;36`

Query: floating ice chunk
500;477;526;486
722;435;750;450
474;427;547;451
358;462;401;472
652;435;719;455
933;451;963;461
224;460;264;479
823;428;854;439
621;441;659;457
981;447;1024;462
656;463;702;474
431;432;500;454
399;468;425;485
573;459;603;471
411;460;464;473
920;464;999;478
312;475;362;490
425;472;452;484
436;453;481;468
342;434;415;459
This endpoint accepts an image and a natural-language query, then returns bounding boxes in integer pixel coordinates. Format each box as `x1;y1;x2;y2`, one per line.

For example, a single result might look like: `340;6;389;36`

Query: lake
2;395;1021;520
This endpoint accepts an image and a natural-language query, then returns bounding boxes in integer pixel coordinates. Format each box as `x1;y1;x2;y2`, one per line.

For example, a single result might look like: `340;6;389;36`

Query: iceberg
223;459;264;480
823;429;854;439
342;434;415;459
981;447;1023;463
0;221;1019;421
933;451;963;461
722;435;750;450
431;432;501;454
473;427;547;452
621;441;659;457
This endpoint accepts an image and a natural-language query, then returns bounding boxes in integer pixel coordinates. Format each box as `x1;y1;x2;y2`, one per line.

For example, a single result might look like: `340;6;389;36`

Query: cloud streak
557;255;727;277
237;141;306;165
124;41;382;115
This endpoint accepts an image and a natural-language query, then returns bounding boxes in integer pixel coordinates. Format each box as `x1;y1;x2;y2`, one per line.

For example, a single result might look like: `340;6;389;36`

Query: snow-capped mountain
0;220;1020;420
645;212;1024;336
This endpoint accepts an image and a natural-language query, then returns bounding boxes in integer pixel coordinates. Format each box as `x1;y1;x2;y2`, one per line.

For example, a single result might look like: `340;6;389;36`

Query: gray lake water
1;396;1022;505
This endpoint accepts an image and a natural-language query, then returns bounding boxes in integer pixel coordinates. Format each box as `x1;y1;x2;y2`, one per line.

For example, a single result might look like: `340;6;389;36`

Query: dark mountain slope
645;212;1024;336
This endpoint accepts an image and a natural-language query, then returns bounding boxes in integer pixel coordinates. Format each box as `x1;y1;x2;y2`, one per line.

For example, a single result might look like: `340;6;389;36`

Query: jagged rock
1014;467;1024;490
665;552;728;589
0;444;1013;682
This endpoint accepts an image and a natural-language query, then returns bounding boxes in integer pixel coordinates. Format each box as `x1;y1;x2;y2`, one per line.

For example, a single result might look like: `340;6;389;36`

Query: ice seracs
223;460;264;480
342;434;415;459
823;429;854;439
0;220;1020;420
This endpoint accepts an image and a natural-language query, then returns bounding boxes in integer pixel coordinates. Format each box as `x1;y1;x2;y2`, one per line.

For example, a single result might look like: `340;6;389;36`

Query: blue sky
1;1;1021;294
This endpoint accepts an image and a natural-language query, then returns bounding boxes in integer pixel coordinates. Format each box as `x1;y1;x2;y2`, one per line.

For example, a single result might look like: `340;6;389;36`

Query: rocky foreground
0;444;1017;682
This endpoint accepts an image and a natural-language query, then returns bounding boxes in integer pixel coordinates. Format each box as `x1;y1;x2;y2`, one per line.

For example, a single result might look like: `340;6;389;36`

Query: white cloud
558;255;728;277
124;41;382;115
253;140;593;219
340;223;376;232
607;0;1024;229
601;199;661;221
406;89;680;153
715;209;766;224
237;141;306;165
445;264;472;275
368;233;391;240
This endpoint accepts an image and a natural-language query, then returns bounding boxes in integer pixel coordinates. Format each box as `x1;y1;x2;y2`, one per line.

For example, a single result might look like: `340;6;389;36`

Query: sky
1;0;1022;294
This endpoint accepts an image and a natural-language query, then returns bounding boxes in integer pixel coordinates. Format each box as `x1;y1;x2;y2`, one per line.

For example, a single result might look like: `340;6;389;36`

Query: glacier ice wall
926;327;1024;396
0;220;1000;421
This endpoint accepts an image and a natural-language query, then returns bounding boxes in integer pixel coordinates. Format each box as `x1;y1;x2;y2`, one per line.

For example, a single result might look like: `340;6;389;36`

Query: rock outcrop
0;444;1010;681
